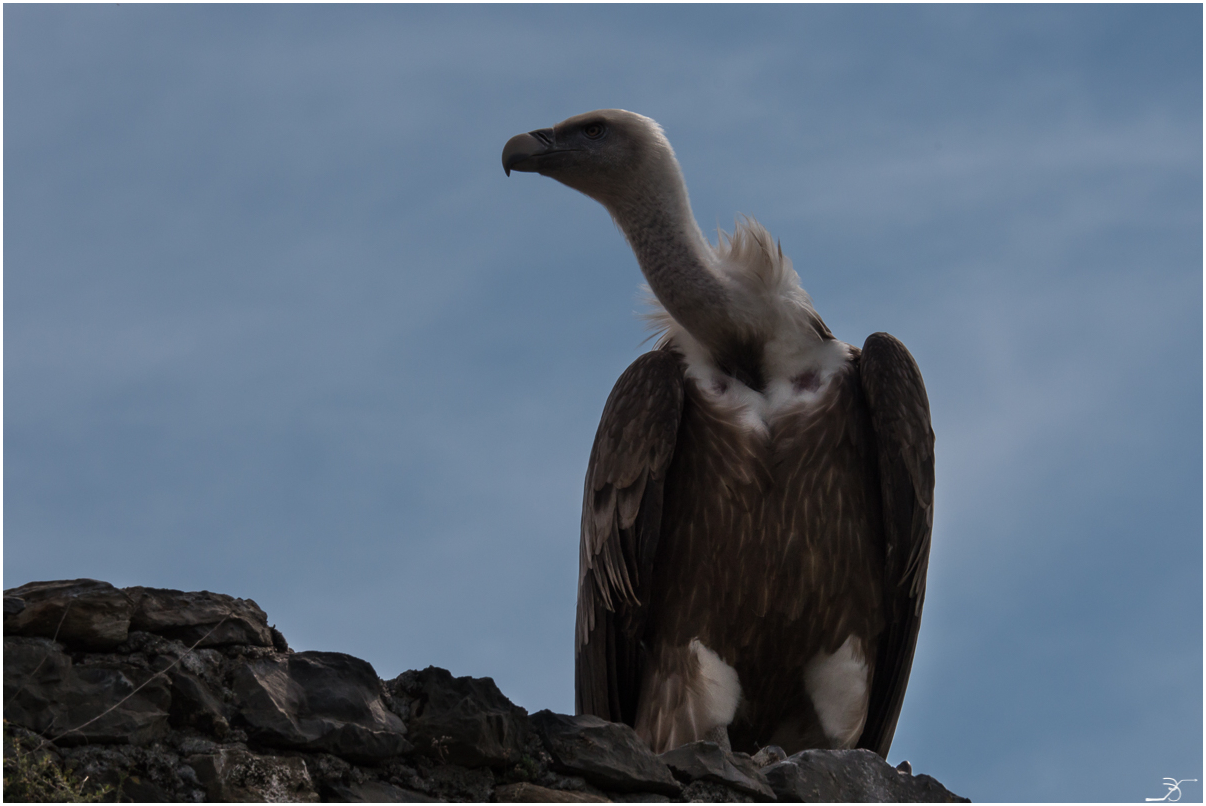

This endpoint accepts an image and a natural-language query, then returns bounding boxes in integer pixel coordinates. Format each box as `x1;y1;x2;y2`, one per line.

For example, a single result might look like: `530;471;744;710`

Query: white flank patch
802;635;870;748
690;638;742;730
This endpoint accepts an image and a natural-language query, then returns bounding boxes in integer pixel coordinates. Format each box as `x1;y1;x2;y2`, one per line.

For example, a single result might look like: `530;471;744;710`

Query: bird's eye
583;123;605;140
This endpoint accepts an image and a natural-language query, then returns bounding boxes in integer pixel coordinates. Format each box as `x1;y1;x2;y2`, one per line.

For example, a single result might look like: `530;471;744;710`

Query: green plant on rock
508;753;541;783
2;722;112;803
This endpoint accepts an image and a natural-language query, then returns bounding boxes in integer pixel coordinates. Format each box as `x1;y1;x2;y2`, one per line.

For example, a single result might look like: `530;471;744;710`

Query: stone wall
3;579;969;803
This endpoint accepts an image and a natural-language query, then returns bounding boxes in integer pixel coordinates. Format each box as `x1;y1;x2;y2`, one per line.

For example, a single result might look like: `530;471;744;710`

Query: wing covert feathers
856;332;935;758
575;350;685;725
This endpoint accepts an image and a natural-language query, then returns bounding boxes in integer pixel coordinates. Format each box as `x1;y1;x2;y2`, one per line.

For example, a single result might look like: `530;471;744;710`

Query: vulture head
502;109;687;216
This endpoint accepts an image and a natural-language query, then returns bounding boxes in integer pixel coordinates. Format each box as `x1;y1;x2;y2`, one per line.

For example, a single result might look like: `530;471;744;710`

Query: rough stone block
425;763;496;802
531;711;680;796
682;778;756;802
59;742;205;802
750;745;787;768
4;580;133;650
324;779;439;802
233;650;411;762
496;781;612;802
4;636;170;745
167;667;230;738
126;586;274;648
188;747;320;802
763;748;970;803
393;666;530;768
658;741;774;799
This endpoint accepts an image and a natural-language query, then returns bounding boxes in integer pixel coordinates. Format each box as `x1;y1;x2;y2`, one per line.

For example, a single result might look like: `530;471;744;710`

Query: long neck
607;174;741;352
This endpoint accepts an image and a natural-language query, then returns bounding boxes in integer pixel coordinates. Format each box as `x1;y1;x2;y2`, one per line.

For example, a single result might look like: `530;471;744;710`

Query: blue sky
4;5;1201;802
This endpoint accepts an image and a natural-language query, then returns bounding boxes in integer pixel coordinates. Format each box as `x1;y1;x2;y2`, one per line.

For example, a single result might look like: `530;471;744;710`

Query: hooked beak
502;128;553;176
502;127;578;176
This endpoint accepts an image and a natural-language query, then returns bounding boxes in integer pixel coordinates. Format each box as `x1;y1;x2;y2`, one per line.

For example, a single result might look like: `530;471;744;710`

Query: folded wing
575;350;685;726
856;332;936;757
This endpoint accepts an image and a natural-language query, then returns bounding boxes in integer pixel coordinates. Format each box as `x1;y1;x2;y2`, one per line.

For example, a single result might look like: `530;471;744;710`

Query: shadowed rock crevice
3;580;969;802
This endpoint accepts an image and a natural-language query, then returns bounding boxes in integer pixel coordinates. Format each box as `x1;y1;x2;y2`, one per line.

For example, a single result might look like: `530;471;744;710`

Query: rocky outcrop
3;579;970;802
661;741;775;800
532;711;682;796
396;666;529;769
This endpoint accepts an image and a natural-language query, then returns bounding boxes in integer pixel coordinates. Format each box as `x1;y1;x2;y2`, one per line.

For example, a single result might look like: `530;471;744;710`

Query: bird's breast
653;354;883;630
679;337;856;437
642;347;887;754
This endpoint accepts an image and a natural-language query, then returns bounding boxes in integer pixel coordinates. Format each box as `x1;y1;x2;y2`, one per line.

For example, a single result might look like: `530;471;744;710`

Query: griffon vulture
502;109;934;758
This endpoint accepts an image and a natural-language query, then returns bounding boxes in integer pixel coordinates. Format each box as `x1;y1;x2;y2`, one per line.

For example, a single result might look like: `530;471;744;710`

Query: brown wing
856;332;935;758
575;349;685;726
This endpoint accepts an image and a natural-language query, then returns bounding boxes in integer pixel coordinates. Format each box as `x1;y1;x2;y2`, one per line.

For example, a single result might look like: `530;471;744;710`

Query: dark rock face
4;595;27;617
127;587;274;648
659;741;774;799
4;579;134;650
233;651;411;762
3;636;171;745
390;665;529;768
324;779;438;802
680;778;756;802
763;748;970;803
3;579;970;803
55;734;207;801
496;781;612;802
532;710;682;796
168;667;231;738
189;747;320;802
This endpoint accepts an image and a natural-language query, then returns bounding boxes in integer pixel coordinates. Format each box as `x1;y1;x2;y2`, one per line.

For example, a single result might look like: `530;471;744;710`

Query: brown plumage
503;110;934;758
